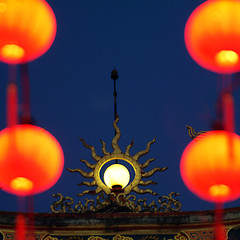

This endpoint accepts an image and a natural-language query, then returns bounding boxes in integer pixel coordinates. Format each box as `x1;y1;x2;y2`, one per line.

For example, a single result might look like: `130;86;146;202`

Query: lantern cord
111;68;119;164
16;196;26;240
215;74;235;132
20;64;32;124
16;214;26;240
214;203;225;240
221;74;234;132
222;91;235;132
111;67;118;124
7;65;18;127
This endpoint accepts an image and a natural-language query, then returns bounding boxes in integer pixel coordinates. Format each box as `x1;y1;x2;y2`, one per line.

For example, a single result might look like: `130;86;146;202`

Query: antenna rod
111;68;118;122
111;68;119;164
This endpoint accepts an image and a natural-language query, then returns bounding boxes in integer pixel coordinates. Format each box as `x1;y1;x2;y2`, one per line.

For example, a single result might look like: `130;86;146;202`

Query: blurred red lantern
0;0;56;64
185;0;240;74
0;124;64;196
180;130;240;203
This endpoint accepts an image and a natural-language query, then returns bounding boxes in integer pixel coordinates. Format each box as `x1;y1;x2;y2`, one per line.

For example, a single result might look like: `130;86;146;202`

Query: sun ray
133;137;156;161
133;186;158;196
139;158;155;169
142;167;168;178
139;180;157;186
79;138;101;161
100;139;110;155
112;116;122;154
67;168;94;178
77;187;102;197
78;180;97;186
80;159;96;169
125;140;133;156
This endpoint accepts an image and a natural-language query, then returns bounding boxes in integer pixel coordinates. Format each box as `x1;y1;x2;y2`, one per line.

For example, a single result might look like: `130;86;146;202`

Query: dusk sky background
1;0;240;213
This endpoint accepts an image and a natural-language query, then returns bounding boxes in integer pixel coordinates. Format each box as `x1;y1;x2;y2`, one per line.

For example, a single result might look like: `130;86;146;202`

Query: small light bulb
1;44;25;60
209;184;230;198
215;50;239;66
104;164;130;189
11;177;33;192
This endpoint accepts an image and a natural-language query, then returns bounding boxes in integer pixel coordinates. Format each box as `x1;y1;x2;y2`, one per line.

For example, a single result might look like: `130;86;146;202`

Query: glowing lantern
180;131;240;203
0;0;56;64
185;0;240;73
0;124;64;195
104;164;130;189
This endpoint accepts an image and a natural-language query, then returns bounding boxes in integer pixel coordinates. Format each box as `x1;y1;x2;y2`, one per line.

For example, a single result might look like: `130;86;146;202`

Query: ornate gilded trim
50;192;181;213
186;125;207;139
67;116;167;196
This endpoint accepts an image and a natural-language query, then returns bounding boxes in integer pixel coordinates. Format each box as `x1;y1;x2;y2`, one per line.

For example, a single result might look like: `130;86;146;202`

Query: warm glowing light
0;3;7;12
180;131;240;203
0;124;64;196
104;163;130;189
209;184;230;198
185;0;240;73
1;44;25;60
11;177;33;192
216;50;239;66
0;0;56;64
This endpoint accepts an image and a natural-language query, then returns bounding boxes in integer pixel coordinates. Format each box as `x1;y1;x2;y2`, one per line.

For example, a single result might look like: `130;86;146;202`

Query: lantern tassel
215;203;225;240
16;214;26;240
27;195;35;240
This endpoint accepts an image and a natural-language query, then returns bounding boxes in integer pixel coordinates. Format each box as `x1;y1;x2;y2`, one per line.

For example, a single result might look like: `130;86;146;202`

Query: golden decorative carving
186;126;207;139
44;236;59;240
50;192;181;213
174;233;188;240
88;236;107;240
51;116;182;212
67;116;167;196
158;192;181;212
113;235;133;240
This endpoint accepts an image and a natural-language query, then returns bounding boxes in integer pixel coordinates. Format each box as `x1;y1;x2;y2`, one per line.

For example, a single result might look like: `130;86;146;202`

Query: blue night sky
1;0;240;213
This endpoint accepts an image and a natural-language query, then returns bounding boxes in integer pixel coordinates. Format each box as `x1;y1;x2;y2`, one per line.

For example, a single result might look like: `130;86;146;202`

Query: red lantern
0;0;56;64
180;130;240;203
0;124;64;195
185;0;240;74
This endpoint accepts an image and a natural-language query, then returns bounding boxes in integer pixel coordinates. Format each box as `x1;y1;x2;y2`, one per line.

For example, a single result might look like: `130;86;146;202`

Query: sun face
67;116;167;197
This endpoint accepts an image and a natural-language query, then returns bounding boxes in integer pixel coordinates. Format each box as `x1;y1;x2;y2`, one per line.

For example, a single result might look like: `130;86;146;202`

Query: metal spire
111;68;119;164
111;67;118;122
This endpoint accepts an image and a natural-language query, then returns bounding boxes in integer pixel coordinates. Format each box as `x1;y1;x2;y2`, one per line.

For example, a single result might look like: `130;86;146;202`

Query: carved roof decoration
51;116;181;213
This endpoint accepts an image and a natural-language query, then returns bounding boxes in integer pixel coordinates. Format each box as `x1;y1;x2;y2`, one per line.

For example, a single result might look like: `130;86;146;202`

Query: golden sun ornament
67;116;167;196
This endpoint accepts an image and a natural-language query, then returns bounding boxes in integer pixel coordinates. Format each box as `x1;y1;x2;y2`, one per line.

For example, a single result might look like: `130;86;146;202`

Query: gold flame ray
139;180;157;186
80;159;96;169
67;168;93;178
79;138;101;162
133;137;156;161
78;180;97;187
100;139;110;155
112;117;121;154
125;140;133;156
139;157;155;169
142;167;168;178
